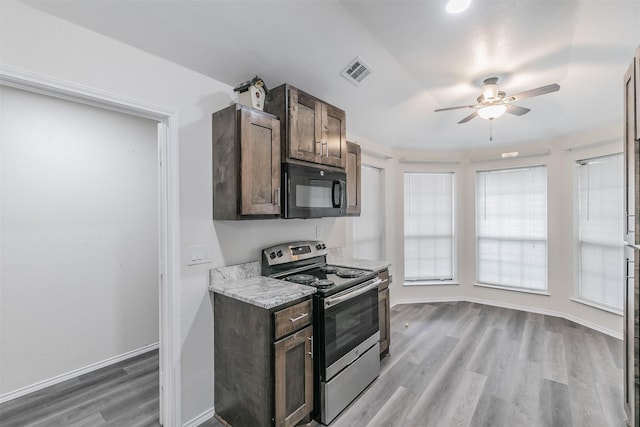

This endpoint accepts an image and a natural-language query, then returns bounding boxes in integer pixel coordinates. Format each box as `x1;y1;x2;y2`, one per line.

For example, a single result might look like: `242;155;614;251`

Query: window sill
570;298;623;316
474;282;550;296
404;280;460;287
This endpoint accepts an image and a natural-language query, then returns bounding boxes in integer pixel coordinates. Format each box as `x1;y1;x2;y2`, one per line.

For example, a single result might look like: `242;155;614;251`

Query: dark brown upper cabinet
212;104;281;219
345;141;361;216
266;84;347;169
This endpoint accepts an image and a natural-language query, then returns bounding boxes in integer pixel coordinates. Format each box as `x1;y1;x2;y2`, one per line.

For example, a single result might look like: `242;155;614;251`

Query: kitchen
0;1;639;427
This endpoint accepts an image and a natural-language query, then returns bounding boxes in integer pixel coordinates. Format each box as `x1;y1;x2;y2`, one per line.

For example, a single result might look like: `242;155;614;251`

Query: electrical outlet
187;245;211;266
316;226;323;239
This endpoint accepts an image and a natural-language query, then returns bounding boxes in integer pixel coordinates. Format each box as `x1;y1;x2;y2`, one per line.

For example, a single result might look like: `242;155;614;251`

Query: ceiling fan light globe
446;0;471;14
478;105;507;120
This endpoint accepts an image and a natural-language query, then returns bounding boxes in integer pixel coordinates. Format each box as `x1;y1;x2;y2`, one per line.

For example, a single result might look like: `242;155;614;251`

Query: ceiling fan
435;77;560;124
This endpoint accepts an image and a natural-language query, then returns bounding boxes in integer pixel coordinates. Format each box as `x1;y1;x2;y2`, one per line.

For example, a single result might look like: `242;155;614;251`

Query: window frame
475;165;549;293
352;163;386;261
402;170;457;285
573;153;624;314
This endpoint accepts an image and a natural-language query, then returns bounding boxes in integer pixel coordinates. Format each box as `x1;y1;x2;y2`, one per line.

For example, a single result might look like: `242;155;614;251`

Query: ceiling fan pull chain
490;118;493;142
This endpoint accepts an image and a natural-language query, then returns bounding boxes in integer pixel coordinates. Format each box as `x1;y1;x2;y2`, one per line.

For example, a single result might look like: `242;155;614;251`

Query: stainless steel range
262;241;381;425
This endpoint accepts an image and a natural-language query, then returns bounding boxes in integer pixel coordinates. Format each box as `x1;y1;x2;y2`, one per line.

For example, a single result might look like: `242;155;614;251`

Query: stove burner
315;279;335;288
336;269;366;278
320;265;339;274
286;274;317;285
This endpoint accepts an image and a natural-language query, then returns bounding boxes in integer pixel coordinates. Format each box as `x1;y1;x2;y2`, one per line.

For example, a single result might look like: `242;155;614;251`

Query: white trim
469;148;550;163
403;280;460;286
563;137;620;152
474;282;551;296
0;65;182;426
399;158;461;165
183;407;216;427
390;297;622;340
0;343;159;404
570;297;624;316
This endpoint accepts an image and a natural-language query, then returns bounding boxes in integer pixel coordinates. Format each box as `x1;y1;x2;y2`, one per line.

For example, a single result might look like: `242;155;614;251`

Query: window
353;165;384;260
476;166;547;291
577;154;624;311
404;172;455;282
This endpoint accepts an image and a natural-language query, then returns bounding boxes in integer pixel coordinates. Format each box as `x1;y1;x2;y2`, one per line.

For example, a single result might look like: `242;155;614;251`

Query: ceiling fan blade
505;104;531;116
507;83;560;102
435;104;477;112
458;112;478;124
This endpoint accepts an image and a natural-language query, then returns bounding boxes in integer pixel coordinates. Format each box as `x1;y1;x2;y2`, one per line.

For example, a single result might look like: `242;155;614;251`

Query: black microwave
283;163;346;219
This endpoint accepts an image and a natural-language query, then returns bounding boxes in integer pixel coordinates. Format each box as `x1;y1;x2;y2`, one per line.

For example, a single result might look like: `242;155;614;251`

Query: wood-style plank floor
0;349;162;427
1;302;625;427
322;302;625;427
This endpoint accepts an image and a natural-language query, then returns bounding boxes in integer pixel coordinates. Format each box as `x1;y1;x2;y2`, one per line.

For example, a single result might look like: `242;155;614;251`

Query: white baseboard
183;407;215;427
391;297;623;340
0;342;159;404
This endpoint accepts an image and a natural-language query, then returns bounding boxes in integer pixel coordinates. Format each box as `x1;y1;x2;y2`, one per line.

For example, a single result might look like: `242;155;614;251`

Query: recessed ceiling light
446;0;471;14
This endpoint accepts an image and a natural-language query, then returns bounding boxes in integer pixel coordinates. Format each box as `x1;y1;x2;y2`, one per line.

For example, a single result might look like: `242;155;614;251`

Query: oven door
284;163;346;218
319;278;381;380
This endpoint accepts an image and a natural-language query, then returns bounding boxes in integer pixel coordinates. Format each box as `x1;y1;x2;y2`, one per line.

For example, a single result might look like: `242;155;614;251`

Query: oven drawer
274;299;312;340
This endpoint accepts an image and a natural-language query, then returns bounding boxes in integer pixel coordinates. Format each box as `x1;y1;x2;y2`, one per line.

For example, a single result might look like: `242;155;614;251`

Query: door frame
0;65;182;427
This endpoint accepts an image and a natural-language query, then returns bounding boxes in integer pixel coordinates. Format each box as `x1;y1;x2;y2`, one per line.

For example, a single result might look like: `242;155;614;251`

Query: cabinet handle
322;141;328;157
289;312;308;322
308;336;313;358
275;187;280;207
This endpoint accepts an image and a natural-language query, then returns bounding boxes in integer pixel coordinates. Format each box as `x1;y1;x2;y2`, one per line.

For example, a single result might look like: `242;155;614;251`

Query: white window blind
577;154;624;310
353;165;384;260
476;166;547;290
404;172;454;282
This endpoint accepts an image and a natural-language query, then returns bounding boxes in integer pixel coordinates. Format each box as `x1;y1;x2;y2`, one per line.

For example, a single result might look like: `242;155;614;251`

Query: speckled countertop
327;257;391;273
209;262;316;310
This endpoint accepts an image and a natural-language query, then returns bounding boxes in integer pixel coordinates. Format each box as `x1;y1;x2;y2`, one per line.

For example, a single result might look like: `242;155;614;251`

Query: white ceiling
24;0;640;152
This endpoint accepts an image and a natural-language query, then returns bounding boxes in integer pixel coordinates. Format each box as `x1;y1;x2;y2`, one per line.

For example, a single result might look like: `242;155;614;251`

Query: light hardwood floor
0;349;161;426
0;302;625;426
321;302;625;427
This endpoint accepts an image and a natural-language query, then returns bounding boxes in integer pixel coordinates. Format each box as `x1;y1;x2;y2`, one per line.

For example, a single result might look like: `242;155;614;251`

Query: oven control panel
262;240;328;266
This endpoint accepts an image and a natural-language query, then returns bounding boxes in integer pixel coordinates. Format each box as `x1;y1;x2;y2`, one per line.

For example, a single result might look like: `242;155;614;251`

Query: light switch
187;245;211;266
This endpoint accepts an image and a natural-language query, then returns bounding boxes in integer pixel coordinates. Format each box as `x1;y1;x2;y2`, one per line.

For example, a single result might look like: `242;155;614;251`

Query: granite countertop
209;275;316;310
328;257;391;273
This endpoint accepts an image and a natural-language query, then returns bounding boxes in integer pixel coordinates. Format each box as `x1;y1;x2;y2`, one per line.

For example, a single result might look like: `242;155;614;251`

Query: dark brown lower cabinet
214;293;313;427
274;326;313;427
378;269;391;356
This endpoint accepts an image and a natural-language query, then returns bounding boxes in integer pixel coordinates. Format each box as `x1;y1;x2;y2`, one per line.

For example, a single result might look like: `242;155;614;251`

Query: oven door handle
324;279;381;308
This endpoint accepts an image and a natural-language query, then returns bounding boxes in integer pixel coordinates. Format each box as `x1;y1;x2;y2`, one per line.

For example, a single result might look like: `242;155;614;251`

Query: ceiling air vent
341;56;372;85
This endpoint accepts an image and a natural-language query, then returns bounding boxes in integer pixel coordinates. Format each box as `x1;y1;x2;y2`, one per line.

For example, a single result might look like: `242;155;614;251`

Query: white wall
0;1;348;423
0;85;159;393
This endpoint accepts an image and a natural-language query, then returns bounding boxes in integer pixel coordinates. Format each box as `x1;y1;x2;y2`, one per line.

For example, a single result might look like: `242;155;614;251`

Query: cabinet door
274;326;313;427
625;58;638;244
321;103;347;168
240;108;281;215
289;87;321;164
346;141;361;215
378;288;390;356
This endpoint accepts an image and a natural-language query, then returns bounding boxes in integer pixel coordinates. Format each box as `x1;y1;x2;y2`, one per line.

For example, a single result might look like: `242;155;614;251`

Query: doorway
0;68;181;426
